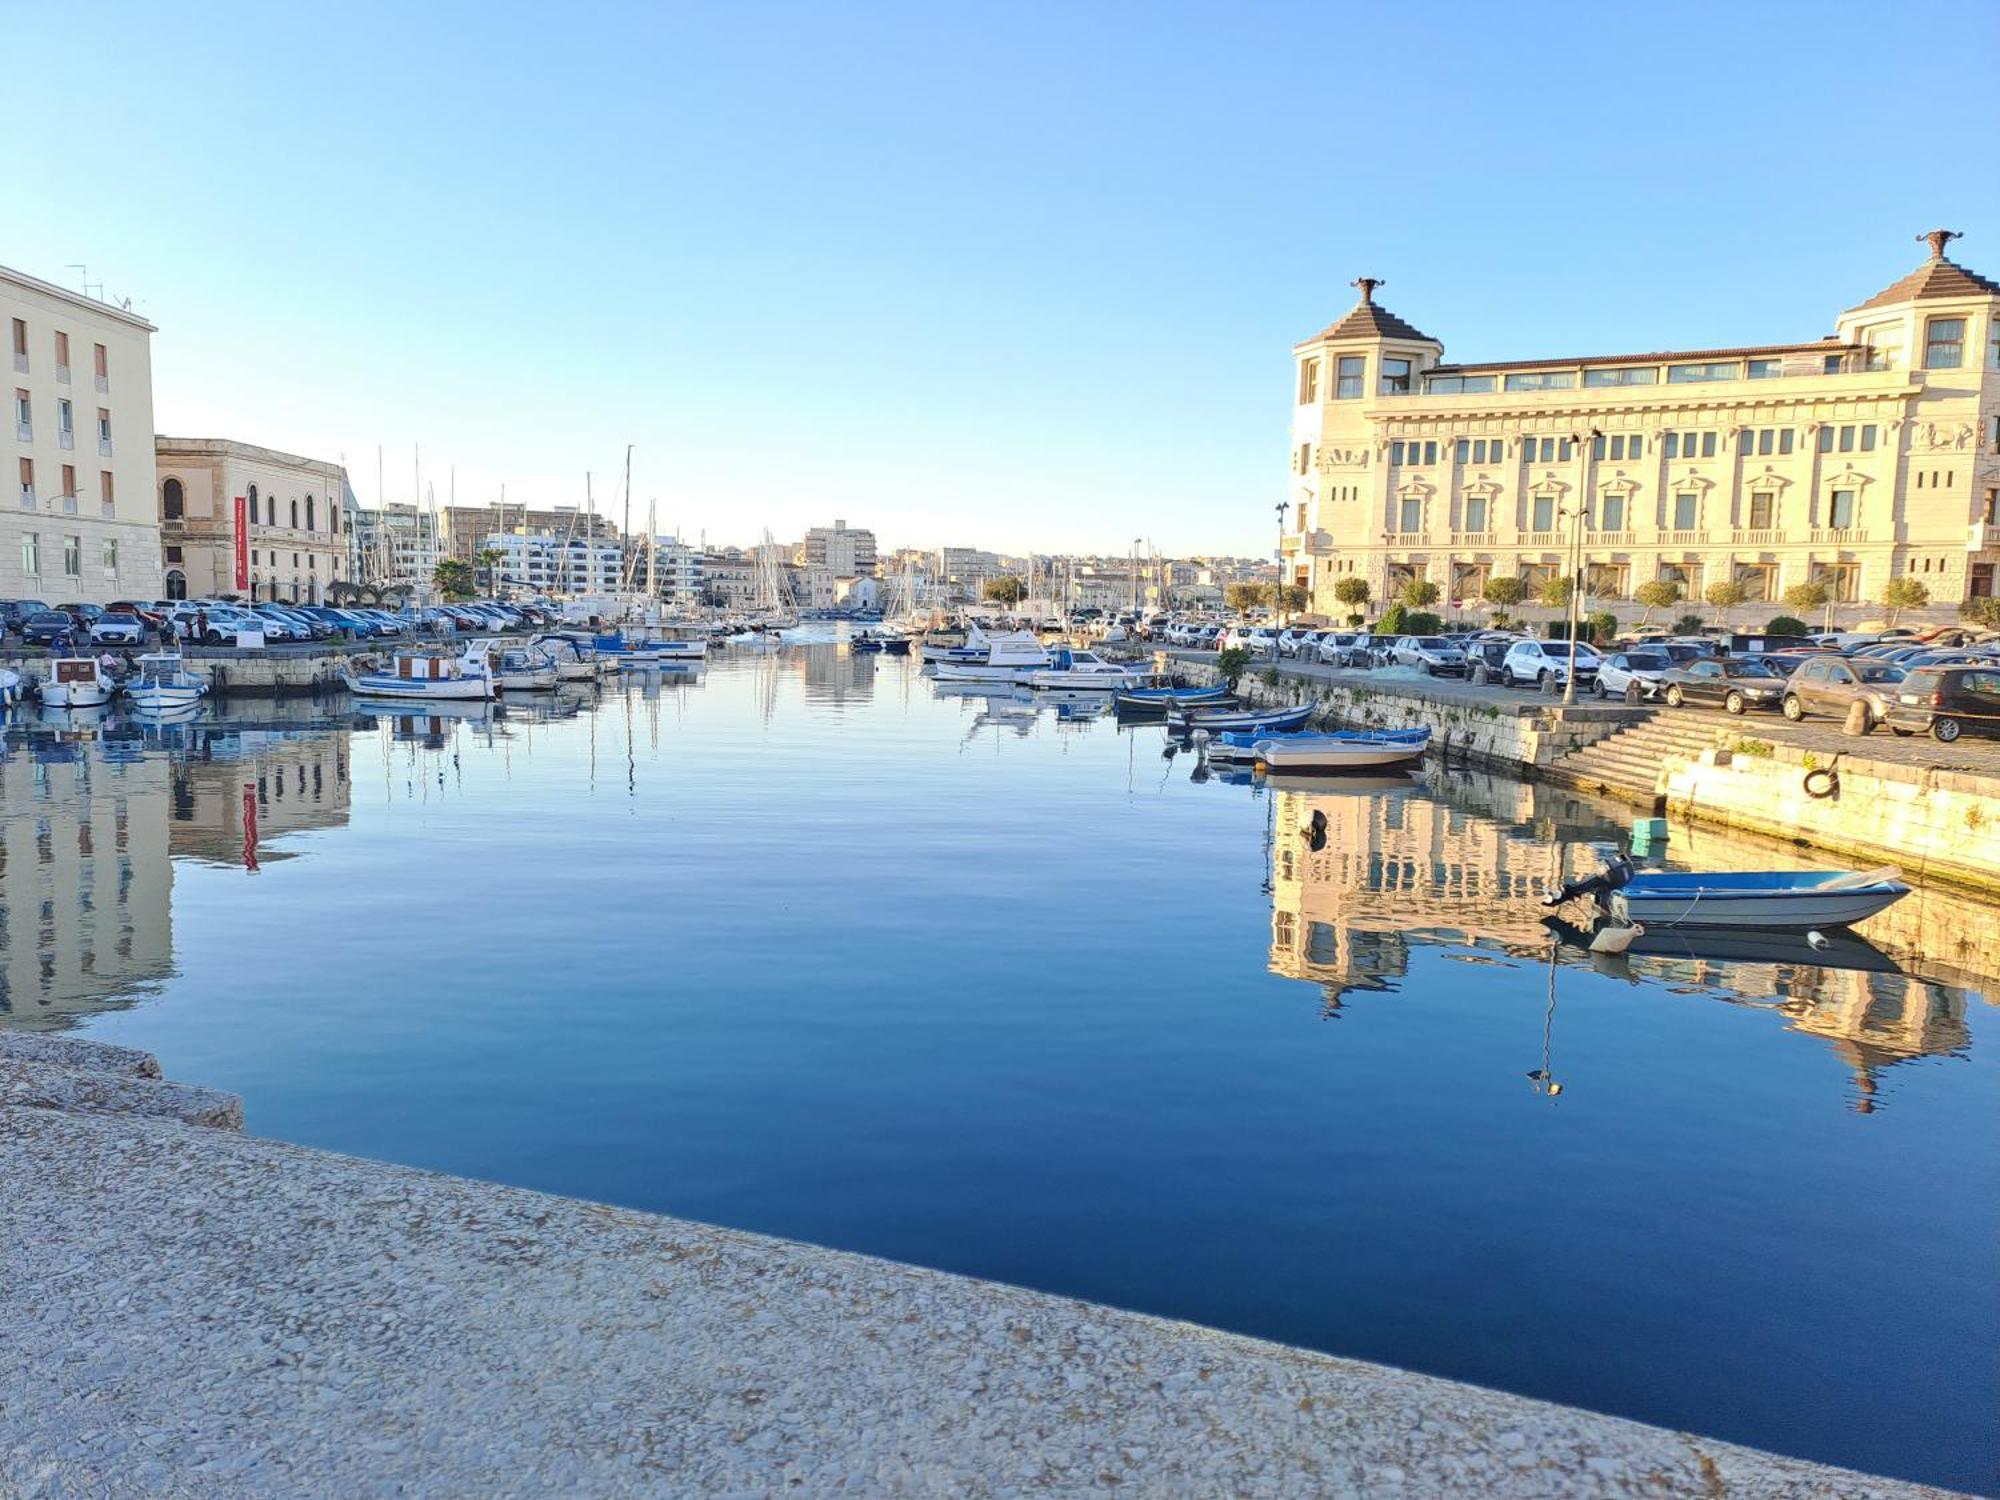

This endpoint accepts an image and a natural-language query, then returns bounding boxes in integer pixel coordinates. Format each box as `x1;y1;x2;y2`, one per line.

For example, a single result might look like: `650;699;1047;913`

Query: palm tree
475;548;505;596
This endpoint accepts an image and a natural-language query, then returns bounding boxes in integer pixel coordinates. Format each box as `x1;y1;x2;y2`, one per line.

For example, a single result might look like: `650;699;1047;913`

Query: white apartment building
802;519;877;577
155;438;349;603
3;264;163;601
628;535;703;601
485;532;624;595
346;502;443;592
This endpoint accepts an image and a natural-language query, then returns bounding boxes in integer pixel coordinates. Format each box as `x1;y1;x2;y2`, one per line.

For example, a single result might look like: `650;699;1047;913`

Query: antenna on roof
66;264;104;302
1918;229;1962;261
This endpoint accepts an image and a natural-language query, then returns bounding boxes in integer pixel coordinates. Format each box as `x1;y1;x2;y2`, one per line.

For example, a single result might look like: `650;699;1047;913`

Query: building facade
442;503;614;562
1288;234;2000;625
483;532;624;595
3;264;163;601
154;438;348;603
801;519;877;577
345;502;442;592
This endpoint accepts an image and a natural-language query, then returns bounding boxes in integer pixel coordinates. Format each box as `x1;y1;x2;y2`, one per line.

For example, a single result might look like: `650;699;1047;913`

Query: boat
486;644;559;692
921;623;1042;666
1166;702;1314;734
928;630;1051;682
1544;856;1911;931
1113;683;1233;715
38;656;115;708
1252;727;1430;774
532;635;605;682
122;653;206;713
342;642;496;701
0;666;24;707
1021;648;1139;690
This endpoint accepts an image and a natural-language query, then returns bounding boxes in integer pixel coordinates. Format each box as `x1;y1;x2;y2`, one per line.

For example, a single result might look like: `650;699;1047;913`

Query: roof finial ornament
1919;229;1961;261
1351;276;1383;304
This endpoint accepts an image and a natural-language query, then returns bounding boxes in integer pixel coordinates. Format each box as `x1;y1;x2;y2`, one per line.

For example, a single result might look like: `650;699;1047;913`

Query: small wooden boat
1167;702;1313;734
1253;727;1430;774
39;657;115;708
123;652;206;713
342;643;496;700
1114;683;1232;715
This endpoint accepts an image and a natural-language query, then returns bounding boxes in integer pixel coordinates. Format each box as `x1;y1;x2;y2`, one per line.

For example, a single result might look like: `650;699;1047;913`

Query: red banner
233;495;249;591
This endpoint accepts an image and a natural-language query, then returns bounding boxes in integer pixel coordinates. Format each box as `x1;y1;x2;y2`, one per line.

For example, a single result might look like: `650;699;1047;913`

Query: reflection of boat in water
1262;771;1423;796
350;697;496;729
1548;915;1903;973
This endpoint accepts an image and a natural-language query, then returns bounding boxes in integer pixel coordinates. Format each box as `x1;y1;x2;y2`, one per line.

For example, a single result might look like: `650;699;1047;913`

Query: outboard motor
1541;853;1635;909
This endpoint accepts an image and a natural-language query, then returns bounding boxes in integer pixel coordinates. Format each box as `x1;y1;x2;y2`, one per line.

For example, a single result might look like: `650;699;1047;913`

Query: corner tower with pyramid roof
1287;237;2000;626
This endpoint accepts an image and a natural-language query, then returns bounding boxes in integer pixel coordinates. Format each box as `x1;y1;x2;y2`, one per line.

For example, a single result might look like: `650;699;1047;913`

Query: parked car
1389;635;1468;676
1464;639;1513;683
1315;631;1366;666
1661;658;1785;714
1595;649;1673;700
1733;652;1813;677
88;612;146;647
1500;639;1601;689
106;601;168;631
1881;665;2000;743
20;610;79;646
1781;657;1907;724
53;603;106;629
0;599;53;636
1275;628;1313;658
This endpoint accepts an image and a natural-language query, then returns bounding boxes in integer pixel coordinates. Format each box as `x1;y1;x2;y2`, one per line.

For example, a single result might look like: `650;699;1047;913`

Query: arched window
162;477;184;521
247;483;259;526
305;494;315;531
290;498;299;529
165;569;187;601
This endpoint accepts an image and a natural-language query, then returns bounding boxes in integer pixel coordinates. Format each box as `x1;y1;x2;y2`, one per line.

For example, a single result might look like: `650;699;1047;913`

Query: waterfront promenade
0;1031;1957;1498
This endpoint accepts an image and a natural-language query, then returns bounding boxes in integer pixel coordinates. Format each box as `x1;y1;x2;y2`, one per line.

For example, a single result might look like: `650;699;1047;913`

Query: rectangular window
1673;494;1697;529
1860;424;1876;451
9;318;26;369
1746;358;1779;379
1817;425;1834;454
53;330;69;376
18;455;32;504
1581;366;1657;387
100;471;114;510
1828;489;1857;528
1757;429;1774;456
1531;496;1555;531
1924;317;1965;369
21;531;38;574
1398;497;1422;532
1780;429;1794;454
62;534;81;577
1425;373;1496;394
1601;494;1625;530
1838;424;1855;452
12;388;27;441
1335;356;1364;400
1464;496;1488;532
1297;442;1312;474
1297;359;1319;404
1455;439;1468;464
165;544;183;563
61;463;75;497
1502;370;1576;391
1664;432;1678;460
1748;492;1774;527
1379;357;1413;395
103;539;118;574
93;343;108;386
1667;361;1740;383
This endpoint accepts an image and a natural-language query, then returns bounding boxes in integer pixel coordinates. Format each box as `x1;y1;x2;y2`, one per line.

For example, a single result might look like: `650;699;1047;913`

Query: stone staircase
1549;710;1732;805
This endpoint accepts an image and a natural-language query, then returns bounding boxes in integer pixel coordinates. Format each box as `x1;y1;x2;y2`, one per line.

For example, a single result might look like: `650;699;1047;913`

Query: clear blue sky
4;0;1995;555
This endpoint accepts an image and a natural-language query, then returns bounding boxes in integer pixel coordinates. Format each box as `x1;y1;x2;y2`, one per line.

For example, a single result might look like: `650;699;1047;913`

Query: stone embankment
0;1032;1955;1497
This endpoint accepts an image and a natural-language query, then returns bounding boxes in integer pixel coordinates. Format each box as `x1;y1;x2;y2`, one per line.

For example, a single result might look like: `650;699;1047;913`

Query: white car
1500;638;1602;689
1245;627;1279;656
1389;635;1468;676
1275;628;1314;658
1595;648;1672;699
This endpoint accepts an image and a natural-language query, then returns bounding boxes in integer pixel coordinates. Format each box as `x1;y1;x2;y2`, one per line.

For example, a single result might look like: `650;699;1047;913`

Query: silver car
1389;635;1468;676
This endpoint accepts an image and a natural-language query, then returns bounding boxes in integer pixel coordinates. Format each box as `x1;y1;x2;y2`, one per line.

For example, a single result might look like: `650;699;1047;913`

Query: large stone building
154;438;349;603
3;264;163;601
800;519;876;577
1288;233;2000;625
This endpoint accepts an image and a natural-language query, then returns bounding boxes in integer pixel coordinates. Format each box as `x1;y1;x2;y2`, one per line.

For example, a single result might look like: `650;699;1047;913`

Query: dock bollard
1843;701;1872;737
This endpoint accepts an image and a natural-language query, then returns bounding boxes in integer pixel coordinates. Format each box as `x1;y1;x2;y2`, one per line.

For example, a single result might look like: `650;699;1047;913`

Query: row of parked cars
0;597;554;649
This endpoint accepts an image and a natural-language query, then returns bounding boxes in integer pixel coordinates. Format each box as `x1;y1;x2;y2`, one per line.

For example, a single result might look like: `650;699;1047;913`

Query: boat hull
40;681;113;708
127;685;205;712
1255;742;1427;772
1610;882;1909;931
343;673;494;701
1170;705;1313;734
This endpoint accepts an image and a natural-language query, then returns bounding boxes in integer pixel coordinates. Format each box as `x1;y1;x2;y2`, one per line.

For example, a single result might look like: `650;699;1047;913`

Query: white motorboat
1020;647;1140;690
533;635;605;682
927;627;1050;682
342;642;496;701
487;643;560;692
123;653;206;713
1544;856;1913;932
39;657;114;708
1252;727;1430;774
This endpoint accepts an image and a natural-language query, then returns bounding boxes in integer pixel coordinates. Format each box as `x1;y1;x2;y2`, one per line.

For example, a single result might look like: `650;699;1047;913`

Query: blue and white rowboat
1609;868;1910;930
1168;703;1314;734
1253;727;1430;773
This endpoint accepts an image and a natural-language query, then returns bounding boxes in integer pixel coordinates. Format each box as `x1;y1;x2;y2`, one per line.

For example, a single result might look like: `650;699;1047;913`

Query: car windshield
1723;660;1776;678
1625;653;1668;670
1857;665;1906;683
1414;637;1446;649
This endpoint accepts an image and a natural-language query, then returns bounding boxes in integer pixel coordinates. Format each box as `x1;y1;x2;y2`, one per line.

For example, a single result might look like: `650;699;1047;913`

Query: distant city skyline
5;0;1995;555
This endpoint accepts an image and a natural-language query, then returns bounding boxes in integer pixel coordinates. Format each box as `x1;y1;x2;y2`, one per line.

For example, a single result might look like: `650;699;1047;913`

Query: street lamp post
1561;429;1603;706
1273;501;1289;622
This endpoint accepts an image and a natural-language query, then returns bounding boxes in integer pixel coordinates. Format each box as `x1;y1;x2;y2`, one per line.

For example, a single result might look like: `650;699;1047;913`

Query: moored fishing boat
486;643;560;692
1020;647;1139;690
122;652;206;713
1252;727;1429;773
927;630;1050;682
38;657;115;708
342;642;496;700
1166;702;1313;734
1113;683;1233;715
1543;856;1911;931
532;635;604;682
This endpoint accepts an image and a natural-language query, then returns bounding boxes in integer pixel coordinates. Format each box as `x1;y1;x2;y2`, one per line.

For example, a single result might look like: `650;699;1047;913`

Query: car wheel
1724;690;1746;715
1781;695;1804;721
1594;678;1608;698
1889;726;1914;737
1932;717;1963;743
1424;663;1436;676
1664;684;1684;708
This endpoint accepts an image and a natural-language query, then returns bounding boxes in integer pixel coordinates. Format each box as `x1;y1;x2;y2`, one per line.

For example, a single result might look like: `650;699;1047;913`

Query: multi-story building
700;550;757;608
154;438;349;603
483;532;624;595
1288;233;2000;624
801;519;877;577
3;264;163;601
345;502;442;592
441;503;614;562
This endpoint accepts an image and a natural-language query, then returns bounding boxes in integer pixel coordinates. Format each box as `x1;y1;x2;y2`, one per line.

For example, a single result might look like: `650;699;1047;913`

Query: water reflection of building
1265;775;1978;1101
796;644;877;707
165;724;351;866
0;733;172;1031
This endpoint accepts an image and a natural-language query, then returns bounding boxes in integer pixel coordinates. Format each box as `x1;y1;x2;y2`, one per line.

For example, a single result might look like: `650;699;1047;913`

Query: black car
1661;657;1785;714
1464;639;1513;682
19;610;79;646
1882;666;2000;743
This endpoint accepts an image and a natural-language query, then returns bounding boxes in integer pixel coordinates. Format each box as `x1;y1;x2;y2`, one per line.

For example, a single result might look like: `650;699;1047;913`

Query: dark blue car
20;611;78;646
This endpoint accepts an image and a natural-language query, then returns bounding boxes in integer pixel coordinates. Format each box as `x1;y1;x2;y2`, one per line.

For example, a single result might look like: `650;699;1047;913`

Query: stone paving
0;1034;1961;1498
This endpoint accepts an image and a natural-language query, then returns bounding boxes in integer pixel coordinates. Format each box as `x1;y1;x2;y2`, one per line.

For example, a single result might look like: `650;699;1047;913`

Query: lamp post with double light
1558;428;1603;706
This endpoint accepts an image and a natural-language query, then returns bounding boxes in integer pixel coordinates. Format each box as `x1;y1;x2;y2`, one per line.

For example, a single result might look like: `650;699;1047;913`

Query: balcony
101;499;116;519
1664;530;1709;546
11;353;26;375
1451;532;1495;546
55;363;70;385
1520;530;1561;547
1733;529;1779;546
14;420;30;442
98;437;114;458
62;494;78;515
1810;527;1869;545
57;429;73;451
18;485;34;509
1593;531;1636;546
94;372;108;394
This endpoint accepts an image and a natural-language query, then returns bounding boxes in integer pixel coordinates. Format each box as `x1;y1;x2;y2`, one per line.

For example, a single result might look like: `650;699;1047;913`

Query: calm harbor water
4;645;1995;1493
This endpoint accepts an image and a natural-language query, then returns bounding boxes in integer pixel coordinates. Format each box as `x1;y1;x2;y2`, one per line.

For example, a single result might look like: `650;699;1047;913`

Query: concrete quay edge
0;1036;1964;1498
